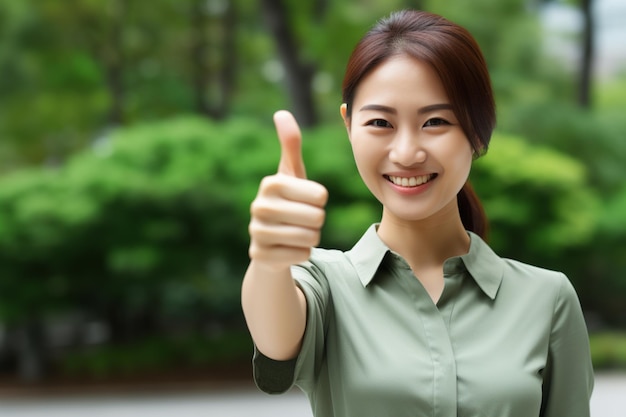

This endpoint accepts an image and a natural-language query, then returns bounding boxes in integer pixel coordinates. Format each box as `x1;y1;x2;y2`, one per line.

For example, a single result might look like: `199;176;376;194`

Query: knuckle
250;224;272;243
259;175;283;193
301;230;320;250
248;243;261;260
248;220;271;244
249;199;262;216
317;185;329;205
249;199;260;216
250;199;275;220
312;208;326;228
259;175;274;189
248;220;259;236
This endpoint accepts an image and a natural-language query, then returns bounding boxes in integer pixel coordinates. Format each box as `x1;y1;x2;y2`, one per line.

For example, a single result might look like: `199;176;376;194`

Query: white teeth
388;174;432;187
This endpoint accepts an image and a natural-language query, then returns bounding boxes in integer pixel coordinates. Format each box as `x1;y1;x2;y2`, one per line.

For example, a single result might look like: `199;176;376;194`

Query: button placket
391;255;459;417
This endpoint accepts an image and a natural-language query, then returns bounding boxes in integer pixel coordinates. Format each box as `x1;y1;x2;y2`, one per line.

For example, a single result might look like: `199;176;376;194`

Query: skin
341;54;473;302
242;54;473;361
242;111;327;360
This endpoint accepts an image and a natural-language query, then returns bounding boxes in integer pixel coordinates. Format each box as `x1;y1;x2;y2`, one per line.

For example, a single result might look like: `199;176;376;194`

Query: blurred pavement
0;372;622;416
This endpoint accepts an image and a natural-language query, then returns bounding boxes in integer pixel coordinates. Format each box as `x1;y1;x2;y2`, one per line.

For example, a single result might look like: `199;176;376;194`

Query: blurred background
0;0;624;403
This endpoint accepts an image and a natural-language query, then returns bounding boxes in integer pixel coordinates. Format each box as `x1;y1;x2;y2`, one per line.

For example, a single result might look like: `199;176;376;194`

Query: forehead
353;55;449;108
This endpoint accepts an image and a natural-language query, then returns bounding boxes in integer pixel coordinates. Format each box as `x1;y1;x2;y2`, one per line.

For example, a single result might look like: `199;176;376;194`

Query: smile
385;174;436;187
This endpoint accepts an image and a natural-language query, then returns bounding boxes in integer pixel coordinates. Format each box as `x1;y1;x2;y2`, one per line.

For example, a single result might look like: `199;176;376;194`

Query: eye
365;119;392;128
423;117;450;127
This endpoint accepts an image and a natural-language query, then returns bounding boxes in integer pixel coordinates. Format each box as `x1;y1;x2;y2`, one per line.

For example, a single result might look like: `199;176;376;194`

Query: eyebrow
358;103;453;115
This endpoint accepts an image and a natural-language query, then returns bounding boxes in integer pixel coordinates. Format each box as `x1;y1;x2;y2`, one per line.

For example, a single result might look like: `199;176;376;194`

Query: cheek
446;137;473;169
452;151;474;186
439;138;473;188
350;140;381;187
349;134;365;159
351;147;370;179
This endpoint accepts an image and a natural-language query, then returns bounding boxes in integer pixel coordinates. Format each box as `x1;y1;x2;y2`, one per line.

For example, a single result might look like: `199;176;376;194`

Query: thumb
274;110;307;179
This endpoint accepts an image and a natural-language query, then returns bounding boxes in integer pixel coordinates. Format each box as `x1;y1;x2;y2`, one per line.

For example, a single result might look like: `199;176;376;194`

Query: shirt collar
347;225;504;300
458;231;504;299
347;224;389;288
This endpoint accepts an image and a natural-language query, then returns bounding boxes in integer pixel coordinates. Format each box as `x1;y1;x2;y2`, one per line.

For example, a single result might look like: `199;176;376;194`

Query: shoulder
293;247;351;276
290;247;356;290
500;258;580;311
464;232;571;301
311;247;350;264
501;258;569;289
501;258;565;285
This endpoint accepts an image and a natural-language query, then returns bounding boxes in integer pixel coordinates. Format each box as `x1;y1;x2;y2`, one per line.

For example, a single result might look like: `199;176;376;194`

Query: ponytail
457;181;488;240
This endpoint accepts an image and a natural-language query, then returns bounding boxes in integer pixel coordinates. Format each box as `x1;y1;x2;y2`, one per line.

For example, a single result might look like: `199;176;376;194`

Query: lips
385;174;436;187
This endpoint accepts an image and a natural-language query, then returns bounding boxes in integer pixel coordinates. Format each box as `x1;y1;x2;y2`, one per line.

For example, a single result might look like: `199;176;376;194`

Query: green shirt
253;224;594;417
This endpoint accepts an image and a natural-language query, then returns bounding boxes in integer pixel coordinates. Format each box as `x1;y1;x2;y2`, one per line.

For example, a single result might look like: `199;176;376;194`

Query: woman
242;9;594;417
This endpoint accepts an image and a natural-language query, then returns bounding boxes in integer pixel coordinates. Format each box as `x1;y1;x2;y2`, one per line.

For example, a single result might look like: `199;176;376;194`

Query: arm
241;111;328;361
540;274;594;417
242;259;307;361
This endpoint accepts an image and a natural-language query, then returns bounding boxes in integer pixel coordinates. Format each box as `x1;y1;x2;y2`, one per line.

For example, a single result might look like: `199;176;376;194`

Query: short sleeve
540;273;594;416
253;255;330;394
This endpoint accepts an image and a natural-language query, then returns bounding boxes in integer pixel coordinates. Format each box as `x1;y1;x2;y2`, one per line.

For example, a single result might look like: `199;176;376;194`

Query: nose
388;129;427;166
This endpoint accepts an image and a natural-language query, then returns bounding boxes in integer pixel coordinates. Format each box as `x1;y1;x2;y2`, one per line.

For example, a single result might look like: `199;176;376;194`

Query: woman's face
341;55;473;225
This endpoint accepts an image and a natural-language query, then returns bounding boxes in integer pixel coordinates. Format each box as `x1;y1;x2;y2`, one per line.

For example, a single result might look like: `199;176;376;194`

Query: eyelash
365;118;450;128
365;119;392;128
423;117;450;127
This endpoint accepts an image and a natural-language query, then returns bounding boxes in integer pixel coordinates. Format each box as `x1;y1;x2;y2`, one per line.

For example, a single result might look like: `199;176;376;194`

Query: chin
384;207;436;223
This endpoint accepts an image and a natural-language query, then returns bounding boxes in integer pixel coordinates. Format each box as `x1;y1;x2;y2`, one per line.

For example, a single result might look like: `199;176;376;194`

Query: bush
472;132;600;261
589;332;626;370
61;331;252;378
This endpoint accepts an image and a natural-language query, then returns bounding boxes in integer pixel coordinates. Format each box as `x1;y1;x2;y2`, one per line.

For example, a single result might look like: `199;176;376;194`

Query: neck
377;203;470;269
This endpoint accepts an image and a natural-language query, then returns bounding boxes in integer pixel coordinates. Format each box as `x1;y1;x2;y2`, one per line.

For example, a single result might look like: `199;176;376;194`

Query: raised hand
248;111;329;270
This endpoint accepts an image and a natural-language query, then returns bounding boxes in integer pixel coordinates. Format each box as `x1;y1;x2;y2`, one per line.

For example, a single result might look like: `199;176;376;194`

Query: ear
340;103;351;138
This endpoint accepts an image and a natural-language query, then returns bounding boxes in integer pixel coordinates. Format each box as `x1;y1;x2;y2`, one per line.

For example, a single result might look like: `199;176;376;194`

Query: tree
578;0;594;108
41;0;130;126
0;0;108;167
260;0;318;127
186;0;238;119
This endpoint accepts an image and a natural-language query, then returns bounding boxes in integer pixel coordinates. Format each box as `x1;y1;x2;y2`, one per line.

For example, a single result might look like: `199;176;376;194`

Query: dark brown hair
341;10;495;239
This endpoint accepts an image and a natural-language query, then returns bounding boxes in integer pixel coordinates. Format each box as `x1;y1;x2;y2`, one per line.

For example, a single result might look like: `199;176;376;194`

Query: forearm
242;110;326;362
241;260;307;361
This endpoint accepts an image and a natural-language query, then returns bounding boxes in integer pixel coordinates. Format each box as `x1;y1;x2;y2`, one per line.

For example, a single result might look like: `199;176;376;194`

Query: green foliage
61;331;252;378
596;74;626;110
0;116;278;324
590;332;626;370
492;73;626;325
424;0;564;105
499;101;626;192
473;132;600;258
601;185;626;236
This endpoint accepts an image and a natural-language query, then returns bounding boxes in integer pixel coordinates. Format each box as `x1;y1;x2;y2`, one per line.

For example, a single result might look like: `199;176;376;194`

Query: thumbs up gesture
248;111;329;270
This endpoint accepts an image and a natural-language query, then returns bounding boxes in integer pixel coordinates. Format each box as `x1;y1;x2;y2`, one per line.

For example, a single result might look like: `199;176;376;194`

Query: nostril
389;148;427;166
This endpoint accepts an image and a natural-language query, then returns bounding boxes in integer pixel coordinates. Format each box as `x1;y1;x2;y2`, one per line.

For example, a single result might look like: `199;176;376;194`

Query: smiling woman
341;11;495;240
242;9;594;417
341;55;474;247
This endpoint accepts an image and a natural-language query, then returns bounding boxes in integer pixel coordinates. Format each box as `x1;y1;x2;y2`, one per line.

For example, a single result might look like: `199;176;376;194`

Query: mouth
384;174;437;188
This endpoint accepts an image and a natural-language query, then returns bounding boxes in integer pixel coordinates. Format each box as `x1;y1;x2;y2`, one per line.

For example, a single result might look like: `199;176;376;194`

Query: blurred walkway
0;386;310;417
0;372;622;416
